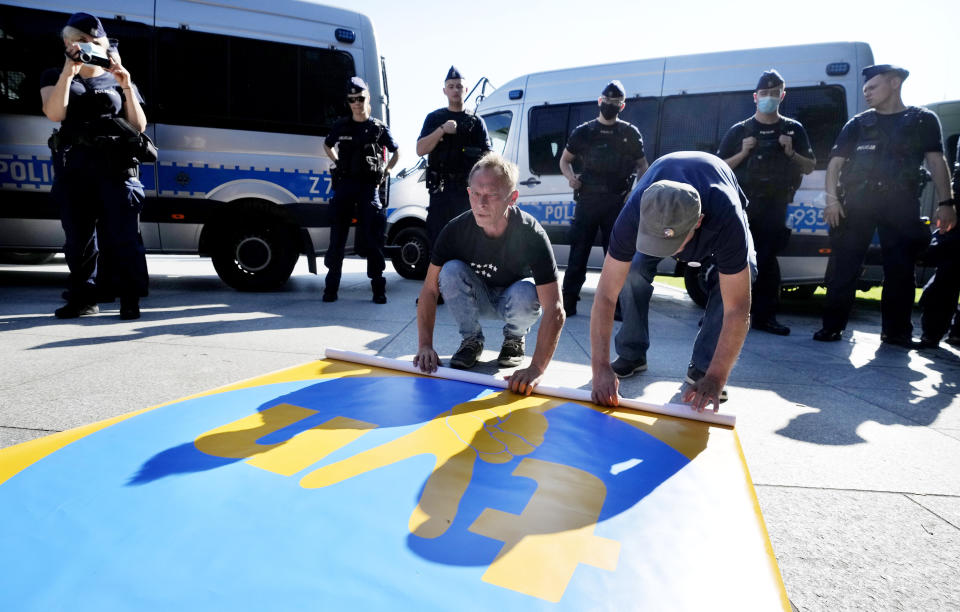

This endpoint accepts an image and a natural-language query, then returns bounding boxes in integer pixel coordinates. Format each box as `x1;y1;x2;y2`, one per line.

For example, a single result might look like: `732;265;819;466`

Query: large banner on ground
0;356;789;610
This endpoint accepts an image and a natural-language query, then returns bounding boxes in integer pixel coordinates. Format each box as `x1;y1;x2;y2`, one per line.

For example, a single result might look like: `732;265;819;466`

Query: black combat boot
119;296;140;320
372;277;387;304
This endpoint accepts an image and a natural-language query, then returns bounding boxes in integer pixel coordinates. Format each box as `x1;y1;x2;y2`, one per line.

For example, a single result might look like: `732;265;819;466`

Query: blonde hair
62;25;108;48
468;152;519;192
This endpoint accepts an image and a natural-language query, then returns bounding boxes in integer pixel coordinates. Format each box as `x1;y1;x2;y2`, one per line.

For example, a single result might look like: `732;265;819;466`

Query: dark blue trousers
919;227;960;342
426;186;470;247
52;170;147;303
821;188;928;337
562;193;621;300
746;197;791;324
324;180;386;293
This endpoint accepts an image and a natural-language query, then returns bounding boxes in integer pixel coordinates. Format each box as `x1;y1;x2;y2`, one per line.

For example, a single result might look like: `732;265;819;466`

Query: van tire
683;265;708;308
211;203;300;291
390;225;430;280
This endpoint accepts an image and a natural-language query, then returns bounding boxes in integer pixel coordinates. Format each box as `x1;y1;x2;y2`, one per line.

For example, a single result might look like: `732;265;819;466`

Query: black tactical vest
736;119;802;200
839;108;929;197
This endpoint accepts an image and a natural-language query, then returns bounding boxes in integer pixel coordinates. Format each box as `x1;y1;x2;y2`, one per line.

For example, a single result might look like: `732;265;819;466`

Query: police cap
601;80;626;99
862;64;909;81
755;69;784;91
66;12;106;38
347;76;368;95
445;66;463;81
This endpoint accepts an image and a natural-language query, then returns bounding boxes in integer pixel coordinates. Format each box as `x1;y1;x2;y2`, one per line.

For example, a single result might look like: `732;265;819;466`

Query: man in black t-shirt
559;80;648;316
322;77;399;304
718;69;816;336
414;153;565;396
814;64;955;346
416;66;492;249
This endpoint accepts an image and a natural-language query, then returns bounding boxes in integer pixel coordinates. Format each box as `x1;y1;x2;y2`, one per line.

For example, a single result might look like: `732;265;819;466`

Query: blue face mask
757;96;780;114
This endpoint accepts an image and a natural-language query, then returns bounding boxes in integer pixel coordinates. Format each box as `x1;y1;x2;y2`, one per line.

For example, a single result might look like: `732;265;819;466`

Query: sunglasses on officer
347;95;366;103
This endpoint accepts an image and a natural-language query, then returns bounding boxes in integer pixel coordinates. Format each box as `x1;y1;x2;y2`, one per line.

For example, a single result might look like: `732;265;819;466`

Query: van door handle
519;177;541;187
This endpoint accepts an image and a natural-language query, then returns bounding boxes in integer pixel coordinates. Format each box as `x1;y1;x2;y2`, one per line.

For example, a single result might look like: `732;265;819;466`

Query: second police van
386;42;877;304
0;0;389;290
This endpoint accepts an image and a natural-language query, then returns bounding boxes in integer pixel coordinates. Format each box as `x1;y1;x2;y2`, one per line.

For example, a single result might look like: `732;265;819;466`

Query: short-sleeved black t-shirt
717;116;814;165
565;119;645;183
419;108;491;173
40;68;143;127
431;207;558;288
325;117;397;168
608;151;754;275
566;119;645;160
830;107;943;163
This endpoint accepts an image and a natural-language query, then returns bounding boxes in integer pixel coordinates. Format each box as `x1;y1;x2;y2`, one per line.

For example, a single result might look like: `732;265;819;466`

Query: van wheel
390;225;430;280
211;204;300;291
683;265;708;308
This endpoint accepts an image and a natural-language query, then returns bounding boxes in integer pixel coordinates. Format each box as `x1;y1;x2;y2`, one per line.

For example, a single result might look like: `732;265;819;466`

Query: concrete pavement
1;254;958;611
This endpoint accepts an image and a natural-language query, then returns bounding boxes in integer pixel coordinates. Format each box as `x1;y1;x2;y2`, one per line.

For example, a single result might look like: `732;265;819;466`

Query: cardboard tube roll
323;348;736;427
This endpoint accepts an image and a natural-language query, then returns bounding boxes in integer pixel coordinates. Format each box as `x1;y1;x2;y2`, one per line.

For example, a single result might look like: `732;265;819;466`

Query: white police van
386;42;875;304
0;0;389;290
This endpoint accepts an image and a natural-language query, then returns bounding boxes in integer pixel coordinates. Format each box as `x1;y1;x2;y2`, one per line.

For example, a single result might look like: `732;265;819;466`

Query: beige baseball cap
634;180;702;257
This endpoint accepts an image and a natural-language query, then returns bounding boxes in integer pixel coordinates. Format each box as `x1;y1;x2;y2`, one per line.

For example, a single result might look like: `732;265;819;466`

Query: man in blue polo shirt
590;151;755;412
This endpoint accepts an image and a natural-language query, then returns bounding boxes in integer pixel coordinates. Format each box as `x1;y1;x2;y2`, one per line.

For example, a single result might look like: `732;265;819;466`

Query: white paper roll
323;348;736;427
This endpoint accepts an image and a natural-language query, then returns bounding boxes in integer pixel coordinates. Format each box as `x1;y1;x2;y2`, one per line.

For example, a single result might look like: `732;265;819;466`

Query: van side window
0;6;150;116
618;98;661;161
660;93;731;157
0;5;64;116
779;85;847;170
528;105;569;175
156;28;355;136
481;111;513;155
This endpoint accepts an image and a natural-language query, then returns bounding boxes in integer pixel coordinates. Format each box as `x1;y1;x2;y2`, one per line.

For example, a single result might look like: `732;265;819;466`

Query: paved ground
1;254;958;611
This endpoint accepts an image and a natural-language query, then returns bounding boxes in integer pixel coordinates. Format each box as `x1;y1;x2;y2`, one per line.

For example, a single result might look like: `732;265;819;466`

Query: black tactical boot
371;277;387;304
119;296;140;320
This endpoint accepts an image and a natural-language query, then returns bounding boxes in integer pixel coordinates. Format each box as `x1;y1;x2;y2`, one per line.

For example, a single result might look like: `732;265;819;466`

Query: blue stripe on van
156;162;332;202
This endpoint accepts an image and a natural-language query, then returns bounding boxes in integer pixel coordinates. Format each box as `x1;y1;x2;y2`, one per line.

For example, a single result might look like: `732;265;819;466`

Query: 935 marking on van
787;200;828;235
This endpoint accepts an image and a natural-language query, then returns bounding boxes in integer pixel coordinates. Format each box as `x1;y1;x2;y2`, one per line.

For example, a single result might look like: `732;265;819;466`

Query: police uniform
718;70;814;333
44;13;148;319
818;65;944;342
323;77;399;303
561;80;645;314
419;66;491;246
918;137;960;346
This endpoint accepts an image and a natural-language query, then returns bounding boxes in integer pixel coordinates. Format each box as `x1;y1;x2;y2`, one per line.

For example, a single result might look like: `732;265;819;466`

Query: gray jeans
438;260;542;343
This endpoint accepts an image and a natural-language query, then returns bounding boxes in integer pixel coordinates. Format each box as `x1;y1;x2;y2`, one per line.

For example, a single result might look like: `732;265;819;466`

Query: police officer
416;66;492;250
559;80;648;316
815;64;955;345
918;137;960;348
322;77;400;304
41;12;149;320
719;69;816;336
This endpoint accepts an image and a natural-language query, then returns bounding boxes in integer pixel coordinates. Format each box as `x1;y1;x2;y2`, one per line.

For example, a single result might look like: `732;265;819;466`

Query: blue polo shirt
608;151;754;275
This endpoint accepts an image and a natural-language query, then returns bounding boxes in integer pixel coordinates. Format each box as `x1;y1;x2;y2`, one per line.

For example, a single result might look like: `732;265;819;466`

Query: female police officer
322;77;399;304
41;12;149;320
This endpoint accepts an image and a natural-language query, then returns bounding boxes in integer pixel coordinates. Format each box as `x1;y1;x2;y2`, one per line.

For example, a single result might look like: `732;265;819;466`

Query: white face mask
757;96;780;114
